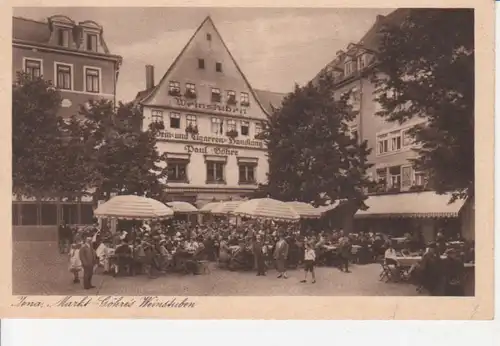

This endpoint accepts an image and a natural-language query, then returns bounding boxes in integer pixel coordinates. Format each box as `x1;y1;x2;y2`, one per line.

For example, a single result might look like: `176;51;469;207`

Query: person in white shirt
384;244;398;261
300;242;316;284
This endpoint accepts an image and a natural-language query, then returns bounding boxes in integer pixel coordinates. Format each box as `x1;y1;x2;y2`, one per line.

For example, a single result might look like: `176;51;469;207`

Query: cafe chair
379;260;393;282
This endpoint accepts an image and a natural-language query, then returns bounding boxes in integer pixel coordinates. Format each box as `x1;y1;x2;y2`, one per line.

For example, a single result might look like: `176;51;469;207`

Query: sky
13;7;393;102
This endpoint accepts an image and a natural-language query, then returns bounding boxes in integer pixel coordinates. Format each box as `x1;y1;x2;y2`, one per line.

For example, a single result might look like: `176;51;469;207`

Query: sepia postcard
0;0;494;319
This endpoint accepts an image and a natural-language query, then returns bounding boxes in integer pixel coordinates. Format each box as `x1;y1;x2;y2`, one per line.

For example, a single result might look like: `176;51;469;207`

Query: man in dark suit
79;237;98;289
274;233;289;279
253;235;266;276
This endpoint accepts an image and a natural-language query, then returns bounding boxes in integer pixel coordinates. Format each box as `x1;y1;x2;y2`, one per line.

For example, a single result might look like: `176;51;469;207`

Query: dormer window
86;33;98;52
344;58;355;76
57;28;70;47
357;54;366;70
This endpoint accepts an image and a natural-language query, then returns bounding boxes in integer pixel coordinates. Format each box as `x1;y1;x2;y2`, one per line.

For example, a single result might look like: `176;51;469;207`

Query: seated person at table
185;241;207;275
115;239;133;276
419;243;444;295
218;237;231;266
442;249;465;296
133;239;146;275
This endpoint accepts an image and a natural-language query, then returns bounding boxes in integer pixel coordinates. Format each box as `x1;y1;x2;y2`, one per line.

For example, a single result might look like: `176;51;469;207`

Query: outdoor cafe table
395;255;475;268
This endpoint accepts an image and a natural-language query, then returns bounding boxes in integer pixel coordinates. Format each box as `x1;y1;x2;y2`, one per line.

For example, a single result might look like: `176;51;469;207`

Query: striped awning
232;198;300;222
198;202;221;213
165;201;198;214
94;195;174;220
285;201;321;219
316;200;342;214
355;192;466;218
211;200;244;215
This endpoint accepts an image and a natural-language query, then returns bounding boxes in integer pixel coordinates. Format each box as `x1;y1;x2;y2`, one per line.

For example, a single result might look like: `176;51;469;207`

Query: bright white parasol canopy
211;200;244;215
232;198;300;221
94;195;174;220
165;201;198;213
286;201;322;219
198;202;221;213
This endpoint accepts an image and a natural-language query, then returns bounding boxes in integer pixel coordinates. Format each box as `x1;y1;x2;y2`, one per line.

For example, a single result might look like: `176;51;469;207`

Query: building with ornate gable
134;16;285;206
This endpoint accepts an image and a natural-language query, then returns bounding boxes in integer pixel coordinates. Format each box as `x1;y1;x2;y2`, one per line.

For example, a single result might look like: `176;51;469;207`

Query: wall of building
13;45;116;118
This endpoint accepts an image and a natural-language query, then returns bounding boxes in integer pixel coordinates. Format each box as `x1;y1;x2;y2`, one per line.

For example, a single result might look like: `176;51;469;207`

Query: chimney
145;65;154;90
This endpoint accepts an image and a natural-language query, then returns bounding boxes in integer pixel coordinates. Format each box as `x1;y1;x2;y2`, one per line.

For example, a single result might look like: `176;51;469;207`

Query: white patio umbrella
232;198;300;222
285;201;322;219
93;195;174;220
165;201;199;214
198;202;221;214
211;200;244;215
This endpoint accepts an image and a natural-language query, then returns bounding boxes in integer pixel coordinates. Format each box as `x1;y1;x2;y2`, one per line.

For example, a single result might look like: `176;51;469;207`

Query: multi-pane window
401;166;413;190
57;29;70;47
356;54;366;70
206;161;225;183
241;121;249;136
216;62;222;72
402;129;413;147
211;117;224;134
239;164;255;184
24;59;41;79
227;90;236;105
85;67;100;93
169;112;181;129
185;83;196;98
255;122;262;137
86;33;98;52
376;168;387;186
186;114;197;128
56;63;72;90
344;59;354;75
377;134;389;154
414;171;426;187
211;88;221;102
169;81;181;96
227;119;237;131
151;110;163;123
206;33;212;41
167;160;188;182
391;132;402;151
198;58;205;69
240;92;250;106
389;166;401;190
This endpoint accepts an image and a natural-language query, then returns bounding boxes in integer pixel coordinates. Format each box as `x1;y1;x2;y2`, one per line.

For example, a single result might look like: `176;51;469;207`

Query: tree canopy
373;9;474;201
261;74;372;207
13;72;168;201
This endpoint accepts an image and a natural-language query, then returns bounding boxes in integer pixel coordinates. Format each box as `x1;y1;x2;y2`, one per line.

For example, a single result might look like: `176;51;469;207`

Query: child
300;242;316;284
68;242;82;284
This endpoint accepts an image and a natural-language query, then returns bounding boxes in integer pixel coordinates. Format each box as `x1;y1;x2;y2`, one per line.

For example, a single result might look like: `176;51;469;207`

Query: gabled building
12;15;122;240
313;9;473;241
134;16;285;206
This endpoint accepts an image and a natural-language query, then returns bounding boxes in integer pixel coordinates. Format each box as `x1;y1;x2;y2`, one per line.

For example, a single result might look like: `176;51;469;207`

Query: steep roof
13;17;51;44
312;9;410;84
139;16;271;115
253;89;287;114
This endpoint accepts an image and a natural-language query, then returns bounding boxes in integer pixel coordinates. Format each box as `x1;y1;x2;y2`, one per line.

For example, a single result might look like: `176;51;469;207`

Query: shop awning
198;202;221;213
355;191;466;219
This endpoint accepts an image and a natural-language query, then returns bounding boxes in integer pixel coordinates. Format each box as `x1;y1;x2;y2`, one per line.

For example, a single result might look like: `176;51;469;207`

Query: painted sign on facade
175;97;248;115
157;131;265;149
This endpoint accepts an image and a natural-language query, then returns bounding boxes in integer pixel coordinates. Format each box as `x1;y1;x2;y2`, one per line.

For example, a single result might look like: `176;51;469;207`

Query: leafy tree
261;74;372;207
75;100;168;201
12;72;64;198
373;9;474;201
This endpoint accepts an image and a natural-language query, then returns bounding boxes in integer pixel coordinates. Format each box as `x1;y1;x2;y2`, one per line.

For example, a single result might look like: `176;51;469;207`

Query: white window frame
186;114;197;127
54;62;74;91
344;59;354;76
85;33;99;52
211;117;224;135
240;92;250;106
255;122;262;137
206;161;225;183
401;165;413;190
57;28;71;47
238;164;256;184
169;81;181;94
240;121;250;136
169;112;181;129
83;66;102;94
151;109;164;123
22;57;43;78
227;119;237;131
389;166;402;190
356;53;366;70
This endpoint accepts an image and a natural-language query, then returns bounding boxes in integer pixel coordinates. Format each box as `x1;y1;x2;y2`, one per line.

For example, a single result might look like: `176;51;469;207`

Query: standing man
58;221;68;254
338;230;351;273
79;237;98;289
253;235;266;276
274;232;289;279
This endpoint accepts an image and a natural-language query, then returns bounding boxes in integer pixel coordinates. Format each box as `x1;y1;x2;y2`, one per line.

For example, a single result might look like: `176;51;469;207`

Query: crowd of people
58;219;474;295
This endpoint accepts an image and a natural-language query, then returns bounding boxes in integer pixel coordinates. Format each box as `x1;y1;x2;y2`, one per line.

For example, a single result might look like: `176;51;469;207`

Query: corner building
12;15;122;240
135;16;284;206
